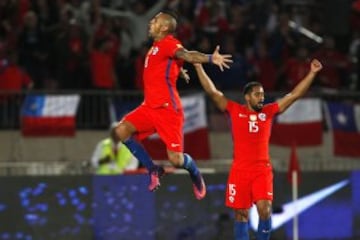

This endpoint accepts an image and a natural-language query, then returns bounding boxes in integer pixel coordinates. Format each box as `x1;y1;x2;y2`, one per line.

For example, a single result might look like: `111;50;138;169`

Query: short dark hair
162;9;179;22
243;81;263;95
161;10;178;33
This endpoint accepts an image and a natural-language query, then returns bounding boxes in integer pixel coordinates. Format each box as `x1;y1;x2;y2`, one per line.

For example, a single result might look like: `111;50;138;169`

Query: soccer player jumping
112;11;232;200
193;58;322;238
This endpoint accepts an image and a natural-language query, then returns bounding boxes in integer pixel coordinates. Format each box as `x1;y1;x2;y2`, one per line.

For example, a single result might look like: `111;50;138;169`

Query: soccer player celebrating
112;11;232;200
193;57;322;238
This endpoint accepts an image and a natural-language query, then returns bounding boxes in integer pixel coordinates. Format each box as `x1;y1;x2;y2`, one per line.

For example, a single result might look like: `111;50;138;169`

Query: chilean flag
270;98;323;146
325;101;360;157
21;94;80;137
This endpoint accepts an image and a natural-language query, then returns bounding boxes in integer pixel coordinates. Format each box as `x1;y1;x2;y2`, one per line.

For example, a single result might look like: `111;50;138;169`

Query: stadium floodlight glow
249;179;349;231
288;20;323;44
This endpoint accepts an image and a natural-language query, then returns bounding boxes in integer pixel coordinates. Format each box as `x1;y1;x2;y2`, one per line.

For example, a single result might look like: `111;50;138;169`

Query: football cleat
192;173;206;200
148;166;165;192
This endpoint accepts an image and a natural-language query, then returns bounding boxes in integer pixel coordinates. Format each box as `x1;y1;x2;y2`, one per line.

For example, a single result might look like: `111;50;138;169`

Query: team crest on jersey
250;114;257;121
151;46;159;55
258;113;266;121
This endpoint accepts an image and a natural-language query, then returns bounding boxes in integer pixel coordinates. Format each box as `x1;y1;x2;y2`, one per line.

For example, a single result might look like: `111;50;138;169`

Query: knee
113;122;133;142
168;152;183;167
234;209;249;222
257;203;272;220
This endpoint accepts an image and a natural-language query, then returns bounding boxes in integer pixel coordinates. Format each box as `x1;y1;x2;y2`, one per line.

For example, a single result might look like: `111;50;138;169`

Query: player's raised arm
193;63;228;111
175;45;233;72
277;59;323;113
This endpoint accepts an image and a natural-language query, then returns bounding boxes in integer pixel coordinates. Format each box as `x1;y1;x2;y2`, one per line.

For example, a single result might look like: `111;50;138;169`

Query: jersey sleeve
266;102;280;117
225;100;237;113
163;37;184;58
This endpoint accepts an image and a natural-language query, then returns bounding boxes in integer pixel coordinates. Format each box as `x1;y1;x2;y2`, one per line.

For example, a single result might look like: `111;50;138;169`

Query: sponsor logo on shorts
171;143;180;148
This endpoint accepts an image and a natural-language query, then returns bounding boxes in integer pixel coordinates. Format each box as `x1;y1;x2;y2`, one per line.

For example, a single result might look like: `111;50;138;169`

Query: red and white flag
270;98;323;146
325;101;360;157
21;94;80;137
143;94;211;160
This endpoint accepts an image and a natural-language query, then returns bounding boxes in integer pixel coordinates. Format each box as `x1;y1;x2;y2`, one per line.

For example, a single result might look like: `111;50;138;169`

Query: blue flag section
21;94;46;117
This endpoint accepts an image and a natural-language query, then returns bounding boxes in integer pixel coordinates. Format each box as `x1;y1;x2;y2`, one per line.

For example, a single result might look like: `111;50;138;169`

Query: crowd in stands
0;0;360;93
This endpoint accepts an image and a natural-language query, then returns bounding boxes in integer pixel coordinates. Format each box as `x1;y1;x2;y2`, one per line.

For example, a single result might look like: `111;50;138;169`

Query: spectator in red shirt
312;36;352;90
0;51;33;92
250;43;278;91
195;0;230;43
90;37;117;89
280;45;311;91
0;50;33;128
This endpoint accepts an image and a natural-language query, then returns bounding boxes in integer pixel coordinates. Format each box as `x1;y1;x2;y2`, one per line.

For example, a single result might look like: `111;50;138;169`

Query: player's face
247;86;265;112
148;13;163;39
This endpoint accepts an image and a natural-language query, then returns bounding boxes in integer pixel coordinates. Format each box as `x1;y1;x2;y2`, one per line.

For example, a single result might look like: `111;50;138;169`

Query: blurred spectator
249;42;277;91
265;3;279;34
268;12;298;65
91;123;139;175
88;33;117;128
17;10;50;89
101;0;167;54
279;45;310;91
195;0;230;42
168;0;196;48
0;50;33;128
0;50;33;91
0;0;355;94
215;36;252;90
349;31;360;90
351;0;360;31
89;37;117;89
93;16;120;62
55;19;89;89
228;4;256;54
312;36;352;90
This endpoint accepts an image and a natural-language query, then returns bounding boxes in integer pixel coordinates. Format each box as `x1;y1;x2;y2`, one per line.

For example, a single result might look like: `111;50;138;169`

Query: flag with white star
325;102;360;157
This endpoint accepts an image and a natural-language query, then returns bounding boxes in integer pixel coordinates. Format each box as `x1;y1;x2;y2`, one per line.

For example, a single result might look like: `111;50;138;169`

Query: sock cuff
183;153;192;168
258;218;271;229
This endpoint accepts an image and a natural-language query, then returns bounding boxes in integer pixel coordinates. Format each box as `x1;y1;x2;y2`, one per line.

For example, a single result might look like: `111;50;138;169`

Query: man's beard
252;103;263;112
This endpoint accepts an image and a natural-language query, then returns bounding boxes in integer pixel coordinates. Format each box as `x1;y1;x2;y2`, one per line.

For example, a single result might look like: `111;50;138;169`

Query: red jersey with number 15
143;35;184;109
226;100;279;170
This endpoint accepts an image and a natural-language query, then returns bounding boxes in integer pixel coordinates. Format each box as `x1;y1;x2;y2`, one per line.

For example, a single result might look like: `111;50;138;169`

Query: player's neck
153;33;170;42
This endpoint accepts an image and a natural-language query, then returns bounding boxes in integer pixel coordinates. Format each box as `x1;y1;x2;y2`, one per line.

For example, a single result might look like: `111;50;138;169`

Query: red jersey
143;35;184;109
0;65;32;90
90;50;114;89
226;101;279;170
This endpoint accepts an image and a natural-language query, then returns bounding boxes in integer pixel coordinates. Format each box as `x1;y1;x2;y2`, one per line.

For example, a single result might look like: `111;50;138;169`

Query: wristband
208;54;213;64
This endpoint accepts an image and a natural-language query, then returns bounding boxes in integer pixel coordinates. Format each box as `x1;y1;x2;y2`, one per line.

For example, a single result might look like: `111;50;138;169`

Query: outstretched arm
175;45;233;71
193;63;228;111
277;59;323;113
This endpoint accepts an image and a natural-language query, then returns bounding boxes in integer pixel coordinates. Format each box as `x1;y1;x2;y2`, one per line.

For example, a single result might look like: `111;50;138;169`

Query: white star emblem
336;112;347;125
